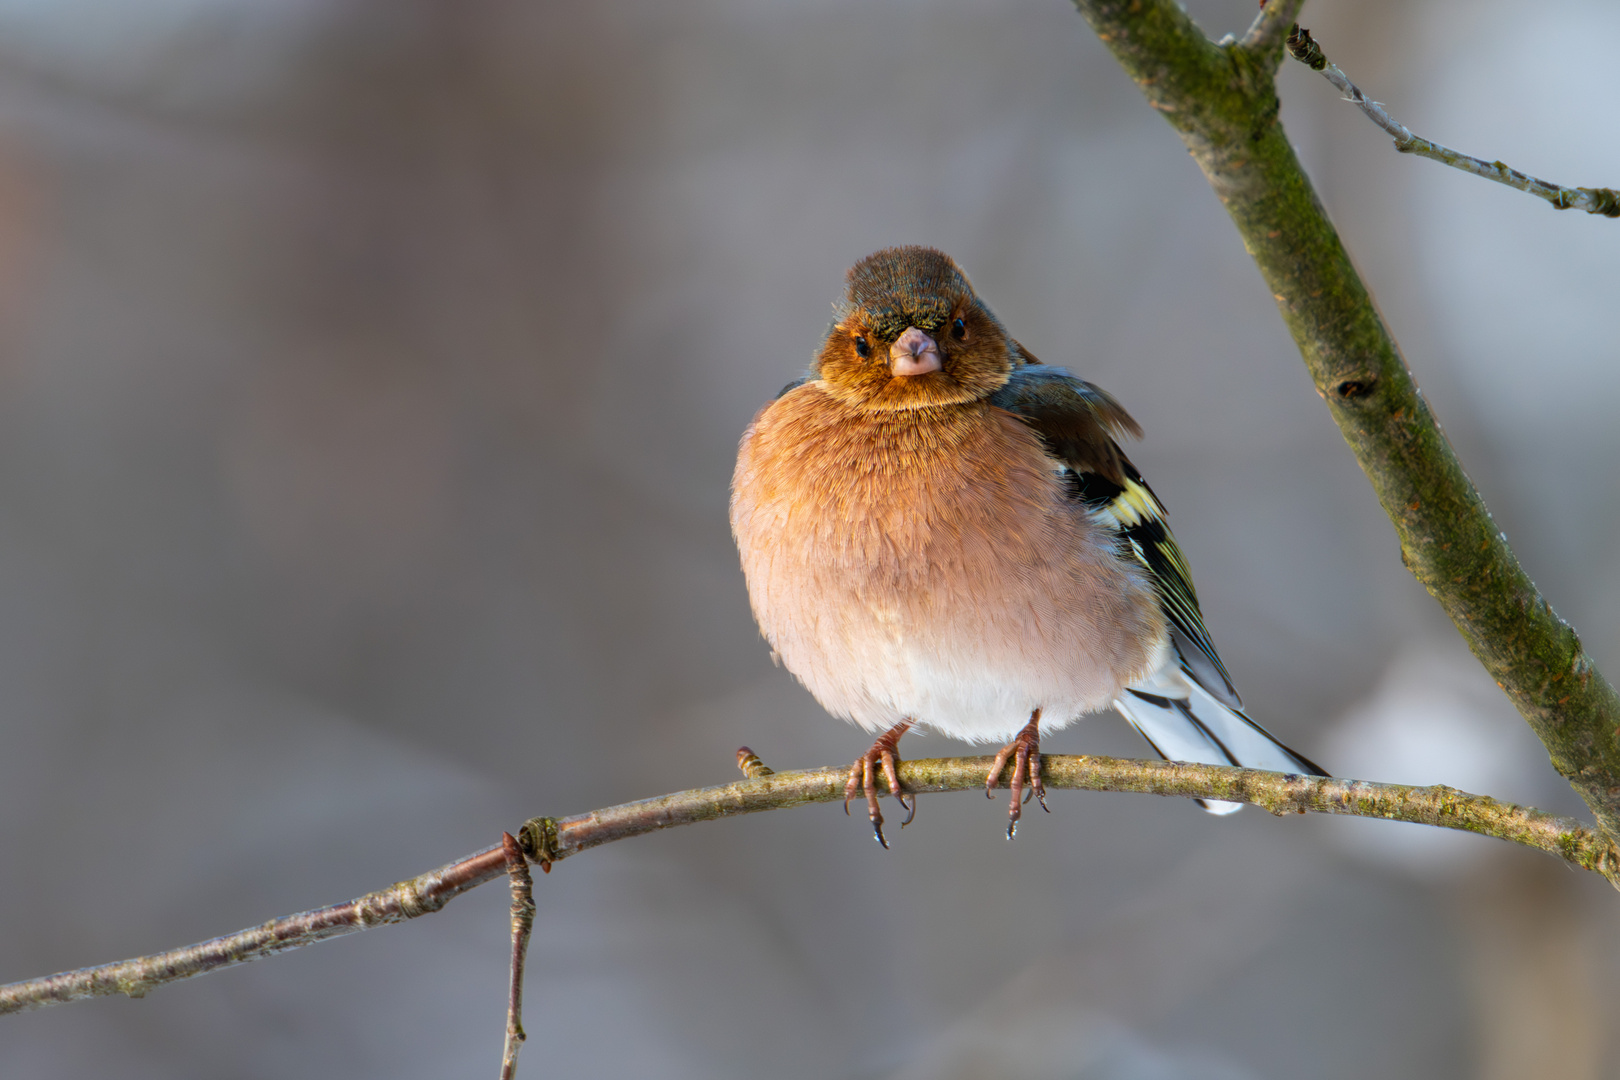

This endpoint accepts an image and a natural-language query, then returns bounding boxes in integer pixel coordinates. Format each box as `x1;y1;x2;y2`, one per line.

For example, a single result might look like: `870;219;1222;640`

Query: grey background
2;0;1619;1077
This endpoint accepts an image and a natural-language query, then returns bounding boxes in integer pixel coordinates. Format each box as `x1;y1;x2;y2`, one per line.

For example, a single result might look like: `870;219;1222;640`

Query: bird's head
814;246;1015;412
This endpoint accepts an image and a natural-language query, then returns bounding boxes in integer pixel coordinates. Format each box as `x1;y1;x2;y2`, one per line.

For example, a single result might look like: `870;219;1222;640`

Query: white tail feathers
1113;665;1326;815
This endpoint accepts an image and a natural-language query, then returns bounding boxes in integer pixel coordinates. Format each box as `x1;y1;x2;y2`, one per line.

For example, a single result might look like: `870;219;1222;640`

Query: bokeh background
1;0;1618;1076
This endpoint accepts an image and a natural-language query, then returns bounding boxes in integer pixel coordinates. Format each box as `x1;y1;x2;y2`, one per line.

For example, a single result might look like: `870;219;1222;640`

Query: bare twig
1286;25;1620;217
0;843;508;1016
5;754;1615;1019
498;832;536;1080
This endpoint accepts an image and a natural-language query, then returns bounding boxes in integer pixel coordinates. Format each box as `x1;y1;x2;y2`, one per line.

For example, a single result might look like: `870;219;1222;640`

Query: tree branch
4;754;1615;1018
1237;0;1305;69
1285;26;1620;218
0;843;511;1015
1072;0;1620;839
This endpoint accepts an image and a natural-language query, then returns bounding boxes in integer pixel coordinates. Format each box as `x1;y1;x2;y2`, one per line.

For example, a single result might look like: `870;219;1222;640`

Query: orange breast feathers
730;383;1166;742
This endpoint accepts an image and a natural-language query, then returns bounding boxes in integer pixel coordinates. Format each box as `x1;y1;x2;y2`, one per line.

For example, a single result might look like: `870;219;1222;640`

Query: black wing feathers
991;365;1240;708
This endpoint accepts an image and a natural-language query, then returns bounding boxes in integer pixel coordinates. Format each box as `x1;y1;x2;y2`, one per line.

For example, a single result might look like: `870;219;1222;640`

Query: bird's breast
730;384;1163;739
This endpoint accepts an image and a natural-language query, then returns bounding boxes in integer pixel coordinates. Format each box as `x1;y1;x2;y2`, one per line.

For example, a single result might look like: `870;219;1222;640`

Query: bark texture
1073;0;1620;838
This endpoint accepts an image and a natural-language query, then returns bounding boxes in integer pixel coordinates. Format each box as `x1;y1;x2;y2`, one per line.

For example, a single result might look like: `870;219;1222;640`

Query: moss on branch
1071;0;1620;839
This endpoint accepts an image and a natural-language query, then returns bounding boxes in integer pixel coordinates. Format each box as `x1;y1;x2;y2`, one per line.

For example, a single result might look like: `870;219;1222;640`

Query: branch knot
1285;24;1327;71
518;817;560;870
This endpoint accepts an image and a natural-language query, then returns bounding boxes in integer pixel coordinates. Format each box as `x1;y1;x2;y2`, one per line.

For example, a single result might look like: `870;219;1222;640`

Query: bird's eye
854;335;871;358
951;318;967;340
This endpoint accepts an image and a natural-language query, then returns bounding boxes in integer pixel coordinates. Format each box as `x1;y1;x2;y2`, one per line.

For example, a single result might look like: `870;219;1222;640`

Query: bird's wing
775;373;814;399
989;363;1238;707
990;363;1328;792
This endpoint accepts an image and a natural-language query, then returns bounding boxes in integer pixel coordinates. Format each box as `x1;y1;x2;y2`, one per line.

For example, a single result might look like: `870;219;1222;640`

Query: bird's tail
1113;666;1328;815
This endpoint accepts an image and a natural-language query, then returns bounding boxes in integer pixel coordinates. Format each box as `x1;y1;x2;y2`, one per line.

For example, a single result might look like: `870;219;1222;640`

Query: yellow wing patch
1091;477;1166;533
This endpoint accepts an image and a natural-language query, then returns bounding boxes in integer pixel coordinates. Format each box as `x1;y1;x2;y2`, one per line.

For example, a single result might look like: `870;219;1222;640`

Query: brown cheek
820;354;884;399
951;345;1011;393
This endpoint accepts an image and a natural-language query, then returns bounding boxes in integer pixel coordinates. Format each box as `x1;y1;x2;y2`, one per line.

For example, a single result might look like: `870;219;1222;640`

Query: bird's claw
988;711;1045;838
845;722;912;848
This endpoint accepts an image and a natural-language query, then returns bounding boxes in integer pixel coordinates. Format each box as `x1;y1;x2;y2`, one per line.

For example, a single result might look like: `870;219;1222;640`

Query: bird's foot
986;710;1047;838
843;722;913;848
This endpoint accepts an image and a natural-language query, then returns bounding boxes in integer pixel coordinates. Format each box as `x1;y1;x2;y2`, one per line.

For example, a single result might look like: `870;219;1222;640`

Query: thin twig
0;843;508;1016
1286;25;1620;217
4;753;1616;1019
498;832;536;1080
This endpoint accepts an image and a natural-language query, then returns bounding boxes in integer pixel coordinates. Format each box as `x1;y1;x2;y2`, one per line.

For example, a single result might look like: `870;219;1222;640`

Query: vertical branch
1071;0;1620;839
498;832;537;1080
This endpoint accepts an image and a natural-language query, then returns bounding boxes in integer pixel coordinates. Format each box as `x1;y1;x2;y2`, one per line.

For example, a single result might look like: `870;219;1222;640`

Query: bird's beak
889;326;943;377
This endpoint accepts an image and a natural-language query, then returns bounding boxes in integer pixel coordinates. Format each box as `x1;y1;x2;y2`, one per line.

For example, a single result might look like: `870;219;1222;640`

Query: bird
730;246;1326;845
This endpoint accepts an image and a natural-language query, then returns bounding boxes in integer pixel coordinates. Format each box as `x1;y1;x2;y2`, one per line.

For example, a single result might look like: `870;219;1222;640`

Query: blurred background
0;0;1617;1075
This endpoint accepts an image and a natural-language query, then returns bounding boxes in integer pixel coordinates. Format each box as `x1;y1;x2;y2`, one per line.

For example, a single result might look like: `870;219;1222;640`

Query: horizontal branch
519;757;1617;879
5;754;1615;1017
1286;26;1620;217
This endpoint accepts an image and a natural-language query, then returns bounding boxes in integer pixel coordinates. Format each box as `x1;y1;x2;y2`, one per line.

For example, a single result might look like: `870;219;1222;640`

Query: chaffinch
731;246;1325;845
